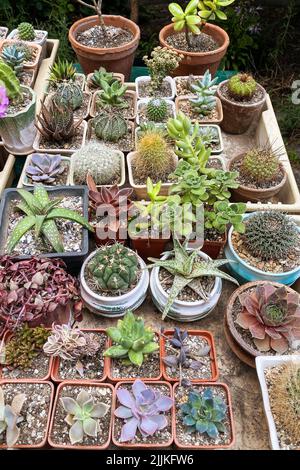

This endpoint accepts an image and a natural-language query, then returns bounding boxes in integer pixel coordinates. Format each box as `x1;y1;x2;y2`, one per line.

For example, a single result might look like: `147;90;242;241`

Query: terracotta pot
48;381;114;450
228;154;287;202
161;330;219;383
130;237;170;261
69;15;140;80
216;80;267;134
159;23;229;77
226;281;298;358
175;95;223;125
50;328;109;383
0;379;54;449
202;232;227;259
173;382;235;449
112;380;174;448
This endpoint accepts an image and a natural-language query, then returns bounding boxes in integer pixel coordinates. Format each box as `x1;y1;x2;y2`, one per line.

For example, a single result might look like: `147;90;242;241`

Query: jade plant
236;284;300;354
60;390;110;445
25;153;65;184
227;73;257;101
143;46;183;94
114;379;173;442
189;70;218;117
104;310;159;366
6;185;93;254
0;387;26;447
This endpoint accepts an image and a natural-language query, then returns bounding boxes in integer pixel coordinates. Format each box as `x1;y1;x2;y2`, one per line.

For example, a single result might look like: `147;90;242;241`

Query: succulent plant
114;379;173;442
0;387;26;447
14;43;32;62
36;99;82;142
204;201;246;234
97;80;128;110
143;46;183;94
104;310;158;366
60;390;110;445
146;98;168;122
147;238;238;319
170;163;210;206
53;81;83;111
1;45;25;76
17;22;35;41
49;60;77;84
0;61;22;101
198;126;220;148
180;388;227;438
89;67;118;90
189;70;218;117
72;142;121;186
228;73;257;100
87;173;133;212
240;147;281;184
243;211;299;261
25;153;65;184
87;245;139;294
1;324;50;369
169;0;201;48
236;284;300;353
6;185;93;254
198;0;236;21
91;110;127;142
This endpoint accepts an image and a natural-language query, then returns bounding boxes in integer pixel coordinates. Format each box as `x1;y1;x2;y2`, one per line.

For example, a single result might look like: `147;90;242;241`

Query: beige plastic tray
0;148;15;196
33;39;59;116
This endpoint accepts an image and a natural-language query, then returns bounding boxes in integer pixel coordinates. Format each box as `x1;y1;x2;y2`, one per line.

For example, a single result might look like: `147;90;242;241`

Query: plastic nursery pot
199;125;224;155
159;23;229;77
45;91;92;121
79;247;149;318
48;381;114;450
216;80;267;135
175;95;223;125
174;75;203;96
228;154;287;202
172;382;235;449
135;76;176;100
90;89;137;119
85;72;124;93
21;153;71;188
50;328;109;384
107;332;163;383
224;213;300;285
33;120;88;156
160;330;219;383
201;232;227;260
136;98;176;126
130;237;170;261
0;86;37;155
8;29;48;57
112;380;174;448
0;380;54;449
68;15;140;80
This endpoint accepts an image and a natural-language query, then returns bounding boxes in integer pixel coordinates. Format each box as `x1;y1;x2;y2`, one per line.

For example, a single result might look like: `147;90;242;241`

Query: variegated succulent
25;153;65;184
36;99;82;142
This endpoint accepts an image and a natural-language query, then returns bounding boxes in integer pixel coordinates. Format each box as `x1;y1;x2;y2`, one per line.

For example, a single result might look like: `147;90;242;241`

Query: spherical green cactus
228;73;257;100
241;148;280;183
53;82;83;111
92;111;127;142
17;22;35;41
146;98;168;122
87;243;139;292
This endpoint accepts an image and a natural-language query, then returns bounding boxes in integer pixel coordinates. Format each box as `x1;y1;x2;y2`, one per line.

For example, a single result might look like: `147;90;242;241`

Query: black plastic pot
0;186;90;273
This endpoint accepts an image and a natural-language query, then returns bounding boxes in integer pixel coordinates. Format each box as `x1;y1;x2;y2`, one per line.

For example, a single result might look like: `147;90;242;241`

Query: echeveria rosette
26;153;64;184
0;86;9;118
236;284;300;354
114;380;173;442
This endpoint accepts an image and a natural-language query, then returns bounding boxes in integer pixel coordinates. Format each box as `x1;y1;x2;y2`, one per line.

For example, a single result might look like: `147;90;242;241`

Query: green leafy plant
189;70;218;117
1;45;25;76
0;61;22;101
198;0;236;21
6;185;93;254
146;98;168;122
49;59;77;84
0;387;26;447
17;21;35;40
170;163;210;206
143;46;183;94
169;0;201;47
97;80;128;110
206;170;239;204
88;67;118;90
205;201;246;234
104;310;159;366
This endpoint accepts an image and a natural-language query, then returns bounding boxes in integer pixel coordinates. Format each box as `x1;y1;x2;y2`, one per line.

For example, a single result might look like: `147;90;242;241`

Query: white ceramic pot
135;76;176;100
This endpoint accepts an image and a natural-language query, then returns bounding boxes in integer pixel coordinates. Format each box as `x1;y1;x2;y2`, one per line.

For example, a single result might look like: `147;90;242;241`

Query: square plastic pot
20;153;71;188
135;76;176;100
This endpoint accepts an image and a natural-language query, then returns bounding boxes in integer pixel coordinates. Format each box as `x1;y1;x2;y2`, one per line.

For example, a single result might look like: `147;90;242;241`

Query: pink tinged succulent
114;379;173;442
236;284;300;353
26;153;64;183
0;86;9;118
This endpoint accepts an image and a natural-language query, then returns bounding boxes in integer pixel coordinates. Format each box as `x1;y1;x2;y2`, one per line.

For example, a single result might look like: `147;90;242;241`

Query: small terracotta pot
130;237;170;261
173;382;235;449
50;328;109;383
202;232;227;259
159;23;229;77
175;95;223;125
0;379;54;449
48;381;114;450
161;329;219;383
216;80;267;134
69;15;140;80
90;89;137;119
112;380;174;448
228;154;287;202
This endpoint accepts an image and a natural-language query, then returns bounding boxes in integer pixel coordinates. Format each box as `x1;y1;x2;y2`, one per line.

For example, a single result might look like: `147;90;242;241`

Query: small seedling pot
175;95;223;125
90;89;137;120
33;120;88;156
21;153;71;188
135;76;176;100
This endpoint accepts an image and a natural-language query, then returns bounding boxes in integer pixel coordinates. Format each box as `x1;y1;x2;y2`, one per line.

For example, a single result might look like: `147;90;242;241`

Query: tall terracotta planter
159;23;229;77
69;15;140;80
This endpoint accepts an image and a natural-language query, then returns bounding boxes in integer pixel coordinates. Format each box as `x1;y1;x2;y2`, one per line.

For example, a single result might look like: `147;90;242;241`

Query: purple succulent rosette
114;379;173;442
26;153;65;183
0;86;9;118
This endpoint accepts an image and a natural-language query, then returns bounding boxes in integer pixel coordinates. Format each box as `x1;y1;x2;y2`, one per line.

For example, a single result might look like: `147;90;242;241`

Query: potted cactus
22;153;71;187
48;59;86;93
46;82;92;122
104;310;161;382
216;73;267;134
112;379;173;448
8;22;48;52
1;44;35;88
85;66;124;93
80;243;149;317
136;97;176;126
0;62;37;155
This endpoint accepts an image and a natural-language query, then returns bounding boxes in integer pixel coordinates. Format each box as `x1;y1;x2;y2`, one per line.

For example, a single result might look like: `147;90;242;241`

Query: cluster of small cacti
146;98;168;122
92;110;127;142
189;70;218;116
228;73;257;100
17;22;35;41
53;81;83;111
1;45;25;76
25;153;64;184
241;147;280;183
36;99;81;142
143;46;183;93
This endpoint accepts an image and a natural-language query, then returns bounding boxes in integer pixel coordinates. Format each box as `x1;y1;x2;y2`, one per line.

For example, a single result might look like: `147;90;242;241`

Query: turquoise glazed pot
224;213;300;286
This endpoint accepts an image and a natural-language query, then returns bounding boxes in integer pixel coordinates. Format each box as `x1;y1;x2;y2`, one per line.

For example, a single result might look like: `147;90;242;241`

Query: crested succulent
0;387;26;447
104;310;158;366
180;388;227;438
91;111;127;142
147;238;238;319
97;80;128;110
36;99;82;142
240;147;281;184
236;284;300;353
114;379;173;442
17;22;35;41
89;67;118;90
0;61;22;101
25;153;65;184
190;70;218;117
87;245;139;294
146;98;168;122
228;73;257;100
6;185;93;254
1;45;25;76
60;390;110;445
71;142;121;185
243;211;299;261
143;46;183;94
53;81;83;111
49;59;77;84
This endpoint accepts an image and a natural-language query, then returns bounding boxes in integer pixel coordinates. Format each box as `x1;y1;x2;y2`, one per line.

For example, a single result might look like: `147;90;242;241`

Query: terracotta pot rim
159;23;229;58
217;80;267;109
69;15;140;54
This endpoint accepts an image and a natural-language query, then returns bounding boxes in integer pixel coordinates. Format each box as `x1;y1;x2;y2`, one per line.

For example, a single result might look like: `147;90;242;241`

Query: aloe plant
7;185;93;253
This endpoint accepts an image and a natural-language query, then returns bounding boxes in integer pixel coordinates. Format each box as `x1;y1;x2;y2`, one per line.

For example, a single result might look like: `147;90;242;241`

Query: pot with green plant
89;108;134;153
80;243;149;317
137;98;176;126
85;66;124;93
198;125;223;155
8;22;48;54
1;44;35;88
159;0;233;77
0;62;37;155
216;73;267;134
90;80;137;120
47;81;92;122
22;153;71;188
48;59;86;93
0;40;42;76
